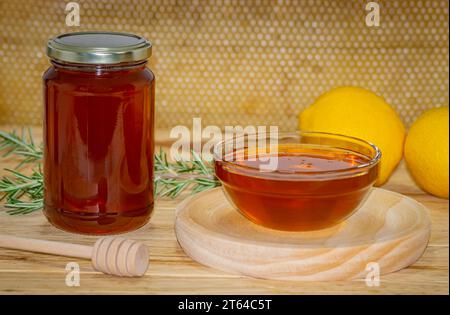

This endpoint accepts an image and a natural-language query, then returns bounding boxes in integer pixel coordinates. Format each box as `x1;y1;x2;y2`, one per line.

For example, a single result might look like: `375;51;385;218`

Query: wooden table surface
0;127;448;294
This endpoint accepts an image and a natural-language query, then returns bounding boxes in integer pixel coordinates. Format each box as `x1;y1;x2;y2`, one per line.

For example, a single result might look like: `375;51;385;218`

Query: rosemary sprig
0;129;43;168
0;130;221;215
0;168;44;215
0;129;44;214
154;148;220;198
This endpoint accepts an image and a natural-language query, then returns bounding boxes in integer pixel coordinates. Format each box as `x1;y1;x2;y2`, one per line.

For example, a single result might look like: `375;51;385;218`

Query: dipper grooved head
92;237;149;277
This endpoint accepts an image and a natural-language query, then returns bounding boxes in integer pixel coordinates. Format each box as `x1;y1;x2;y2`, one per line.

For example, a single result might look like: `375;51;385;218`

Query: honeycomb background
0;0;448;130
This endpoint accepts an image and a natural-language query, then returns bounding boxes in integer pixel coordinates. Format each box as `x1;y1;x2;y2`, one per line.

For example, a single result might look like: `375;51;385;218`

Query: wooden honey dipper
0;235;149;277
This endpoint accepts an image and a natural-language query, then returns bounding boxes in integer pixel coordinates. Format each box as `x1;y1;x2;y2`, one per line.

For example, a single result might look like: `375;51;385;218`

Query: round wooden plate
175;187;431;281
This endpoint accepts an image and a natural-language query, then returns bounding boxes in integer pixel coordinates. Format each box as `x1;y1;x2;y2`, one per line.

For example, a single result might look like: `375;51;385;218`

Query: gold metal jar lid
46;31;152;64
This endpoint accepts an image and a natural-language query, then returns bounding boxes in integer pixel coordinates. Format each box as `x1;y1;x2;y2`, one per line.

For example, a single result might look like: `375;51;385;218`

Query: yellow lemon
404;106;449;198
299;86;405;185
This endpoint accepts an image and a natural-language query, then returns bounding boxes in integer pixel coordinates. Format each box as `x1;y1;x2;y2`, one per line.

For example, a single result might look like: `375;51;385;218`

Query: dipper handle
0;235;149;277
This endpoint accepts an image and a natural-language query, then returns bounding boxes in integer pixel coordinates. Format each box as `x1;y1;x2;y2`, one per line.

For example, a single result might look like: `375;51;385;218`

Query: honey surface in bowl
214;145;378;231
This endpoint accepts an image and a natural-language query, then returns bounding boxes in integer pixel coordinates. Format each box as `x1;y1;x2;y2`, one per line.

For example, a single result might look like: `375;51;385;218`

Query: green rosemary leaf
0;129;43;165
28;127;35;147
154;149;221;199
4;199;43;215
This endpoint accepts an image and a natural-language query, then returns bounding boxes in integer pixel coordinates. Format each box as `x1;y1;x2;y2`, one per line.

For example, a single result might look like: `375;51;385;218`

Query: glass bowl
213;131;381;231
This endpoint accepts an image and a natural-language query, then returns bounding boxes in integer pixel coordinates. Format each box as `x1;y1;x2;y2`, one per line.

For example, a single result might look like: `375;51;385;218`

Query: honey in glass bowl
214;132;381;231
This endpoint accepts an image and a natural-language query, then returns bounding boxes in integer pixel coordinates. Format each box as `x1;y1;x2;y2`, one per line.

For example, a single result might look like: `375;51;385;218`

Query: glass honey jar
43;32;155;234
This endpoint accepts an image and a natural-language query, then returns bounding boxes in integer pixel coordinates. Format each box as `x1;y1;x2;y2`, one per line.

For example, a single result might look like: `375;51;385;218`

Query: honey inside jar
214;133;380;231
43;32;155;235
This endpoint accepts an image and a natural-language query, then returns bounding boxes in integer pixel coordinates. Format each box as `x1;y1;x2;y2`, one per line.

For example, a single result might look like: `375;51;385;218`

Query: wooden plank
0;127;448;294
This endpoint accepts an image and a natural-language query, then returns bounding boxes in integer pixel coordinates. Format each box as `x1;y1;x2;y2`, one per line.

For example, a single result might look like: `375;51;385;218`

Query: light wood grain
175;187;431;281
0;127;448;294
